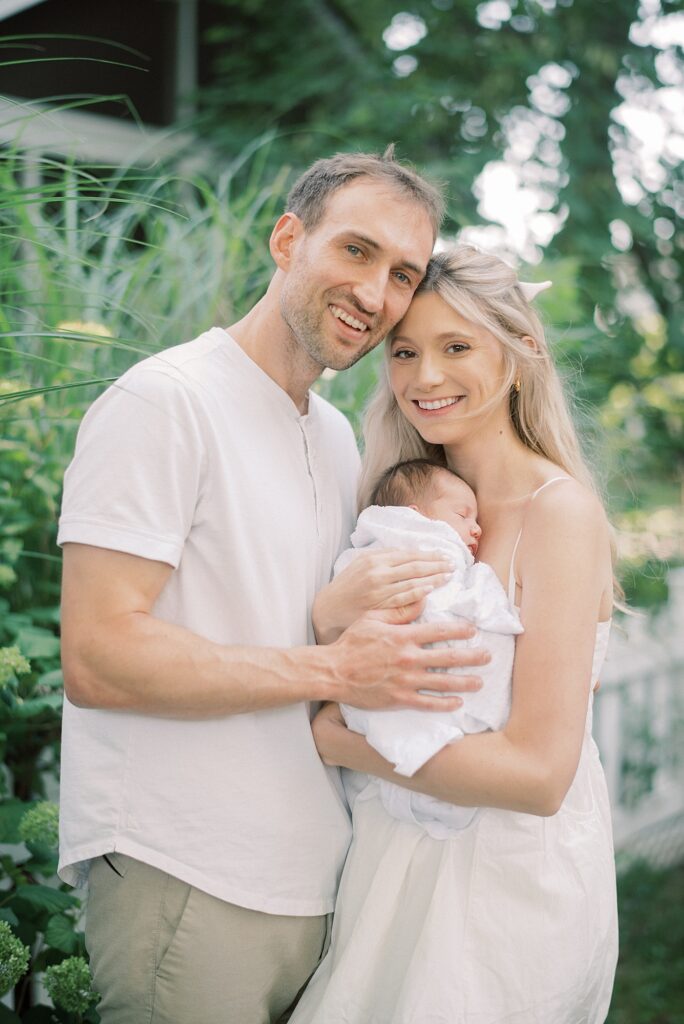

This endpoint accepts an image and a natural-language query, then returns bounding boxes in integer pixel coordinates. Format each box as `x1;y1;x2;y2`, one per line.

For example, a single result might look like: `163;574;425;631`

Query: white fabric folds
339;505;523;836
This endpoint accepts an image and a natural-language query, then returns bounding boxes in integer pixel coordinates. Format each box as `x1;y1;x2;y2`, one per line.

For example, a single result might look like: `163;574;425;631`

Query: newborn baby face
416;472;482;556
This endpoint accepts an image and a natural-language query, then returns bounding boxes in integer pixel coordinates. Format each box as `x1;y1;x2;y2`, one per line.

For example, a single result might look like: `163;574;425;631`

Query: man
58;149;486;1023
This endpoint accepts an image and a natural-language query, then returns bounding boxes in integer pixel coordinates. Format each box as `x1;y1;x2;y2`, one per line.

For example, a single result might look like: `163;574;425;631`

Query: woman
292;245;618;1023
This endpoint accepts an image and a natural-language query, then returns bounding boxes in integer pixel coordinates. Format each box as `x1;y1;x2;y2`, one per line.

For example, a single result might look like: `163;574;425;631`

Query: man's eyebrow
340;232;425;278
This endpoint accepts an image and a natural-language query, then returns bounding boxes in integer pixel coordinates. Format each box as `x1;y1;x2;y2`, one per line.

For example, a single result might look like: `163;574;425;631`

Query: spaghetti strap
507;476;572;607
530;475;570;500
507;530;523;606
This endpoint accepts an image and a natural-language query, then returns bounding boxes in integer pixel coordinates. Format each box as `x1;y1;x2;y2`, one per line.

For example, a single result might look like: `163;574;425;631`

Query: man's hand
320;608;488;712
312;549;455;644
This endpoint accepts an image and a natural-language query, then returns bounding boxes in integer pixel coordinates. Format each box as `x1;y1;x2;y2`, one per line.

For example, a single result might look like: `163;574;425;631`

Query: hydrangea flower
0;646;30;688
44;956;99;1015
0;920;30;997
19;801;59;851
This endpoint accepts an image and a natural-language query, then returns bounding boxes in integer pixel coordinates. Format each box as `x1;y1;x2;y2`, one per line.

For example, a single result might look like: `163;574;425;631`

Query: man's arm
61;544;488;717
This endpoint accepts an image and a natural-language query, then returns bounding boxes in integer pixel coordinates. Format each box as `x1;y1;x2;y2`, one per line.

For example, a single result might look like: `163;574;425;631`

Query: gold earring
513;376;521;393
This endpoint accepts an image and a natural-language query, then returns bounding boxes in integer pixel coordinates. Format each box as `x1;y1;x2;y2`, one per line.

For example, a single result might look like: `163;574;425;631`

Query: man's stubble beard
280;288;383;374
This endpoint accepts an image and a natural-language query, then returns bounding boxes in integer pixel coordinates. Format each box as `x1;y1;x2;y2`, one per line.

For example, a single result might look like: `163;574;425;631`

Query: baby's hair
369;458;461;509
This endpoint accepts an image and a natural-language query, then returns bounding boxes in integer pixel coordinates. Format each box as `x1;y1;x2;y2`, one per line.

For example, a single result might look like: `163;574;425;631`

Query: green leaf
0;799;32;843
36;668;64;691
0;908;19;927
12;694;63;718
14;885;78;914
15;627;60;660
44;914;80;954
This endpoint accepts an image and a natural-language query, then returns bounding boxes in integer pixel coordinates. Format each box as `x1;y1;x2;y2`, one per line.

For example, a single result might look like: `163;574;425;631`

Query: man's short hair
286;145;445;238
369;458;455;508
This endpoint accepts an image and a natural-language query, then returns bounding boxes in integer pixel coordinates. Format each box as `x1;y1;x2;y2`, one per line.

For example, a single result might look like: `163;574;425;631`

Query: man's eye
394;271;411;286
346;245;362;256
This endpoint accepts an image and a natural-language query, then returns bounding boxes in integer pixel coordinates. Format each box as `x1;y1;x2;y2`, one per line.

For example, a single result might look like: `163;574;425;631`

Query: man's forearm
62;609;486;718
63;610;337;717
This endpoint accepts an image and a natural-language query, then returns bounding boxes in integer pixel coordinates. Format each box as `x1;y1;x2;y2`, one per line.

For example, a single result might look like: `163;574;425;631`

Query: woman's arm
314;482;613;816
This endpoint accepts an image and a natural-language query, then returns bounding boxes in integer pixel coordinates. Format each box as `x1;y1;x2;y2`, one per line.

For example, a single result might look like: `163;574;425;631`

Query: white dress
291;481;618;1024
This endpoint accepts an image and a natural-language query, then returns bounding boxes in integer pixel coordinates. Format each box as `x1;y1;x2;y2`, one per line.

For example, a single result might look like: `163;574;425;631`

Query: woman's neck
443;418;552;507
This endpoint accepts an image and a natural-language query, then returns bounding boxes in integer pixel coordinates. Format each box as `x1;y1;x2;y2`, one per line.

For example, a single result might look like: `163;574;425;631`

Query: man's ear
269;212;304;271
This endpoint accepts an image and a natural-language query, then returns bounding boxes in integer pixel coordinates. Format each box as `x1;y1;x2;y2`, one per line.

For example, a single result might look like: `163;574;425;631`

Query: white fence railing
593;567;684;868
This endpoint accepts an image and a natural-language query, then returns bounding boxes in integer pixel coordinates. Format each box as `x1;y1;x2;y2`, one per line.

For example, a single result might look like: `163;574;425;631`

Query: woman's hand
312;550;455;644
312;702;349;765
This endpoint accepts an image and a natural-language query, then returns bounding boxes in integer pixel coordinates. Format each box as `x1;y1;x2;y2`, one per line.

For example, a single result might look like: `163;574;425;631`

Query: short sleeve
57;367;207;567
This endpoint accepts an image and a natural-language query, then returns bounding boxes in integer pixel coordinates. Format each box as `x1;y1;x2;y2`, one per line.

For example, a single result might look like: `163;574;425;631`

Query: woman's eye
392;348;415;360
447;343;469;354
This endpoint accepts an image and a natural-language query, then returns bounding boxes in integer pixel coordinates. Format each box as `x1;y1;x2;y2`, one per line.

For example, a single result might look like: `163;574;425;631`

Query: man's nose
352;269;388;315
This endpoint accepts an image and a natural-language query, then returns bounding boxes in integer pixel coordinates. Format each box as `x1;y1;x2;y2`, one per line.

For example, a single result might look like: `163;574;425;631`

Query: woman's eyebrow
436;331;475;342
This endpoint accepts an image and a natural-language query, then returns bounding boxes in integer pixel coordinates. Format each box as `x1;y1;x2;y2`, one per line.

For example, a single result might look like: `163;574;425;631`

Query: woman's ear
269;213;303;270
521;334;539;353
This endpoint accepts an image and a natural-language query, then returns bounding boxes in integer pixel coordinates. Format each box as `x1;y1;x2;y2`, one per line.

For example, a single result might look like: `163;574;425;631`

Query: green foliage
0;921;30;997
43;958;99;1018
607;860;684;1022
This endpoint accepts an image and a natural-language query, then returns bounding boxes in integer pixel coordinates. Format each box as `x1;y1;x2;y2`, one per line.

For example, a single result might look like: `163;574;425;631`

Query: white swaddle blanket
338;505;523;837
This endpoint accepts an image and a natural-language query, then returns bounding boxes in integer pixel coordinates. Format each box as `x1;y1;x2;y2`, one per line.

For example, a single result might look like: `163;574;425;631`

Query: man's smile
329;304;370;332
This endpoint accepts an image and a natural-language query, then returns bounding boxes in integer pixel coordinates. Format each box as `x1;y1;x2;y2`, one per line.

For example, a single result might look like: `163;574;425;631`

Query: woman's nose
415;356;445;388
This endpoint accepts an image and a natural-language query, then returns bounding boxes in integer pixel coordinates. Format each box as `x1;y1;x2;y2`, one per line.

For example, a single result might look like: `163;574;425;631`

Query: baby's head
369;459;482;556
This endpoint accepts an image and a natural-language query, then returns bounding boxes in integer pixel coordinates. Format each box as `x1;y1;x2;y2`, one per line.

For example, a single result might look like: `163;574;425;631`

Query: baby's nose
471;523;482;537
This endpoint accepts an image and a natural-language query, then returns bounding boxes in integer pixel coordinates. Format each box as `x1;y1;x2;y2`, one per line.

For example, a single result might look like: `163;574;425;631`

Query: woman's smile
413;395;466;415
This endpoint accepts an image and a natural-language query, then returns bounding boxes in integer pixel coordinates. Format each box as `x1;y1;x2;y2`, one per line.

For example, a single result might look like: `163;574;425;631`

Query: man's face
278;179;435;372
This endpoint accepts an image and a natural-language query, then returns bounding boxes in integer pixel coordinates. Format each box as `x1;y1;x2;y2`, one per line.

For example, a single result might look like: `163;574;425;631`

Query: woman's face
389;290;509;447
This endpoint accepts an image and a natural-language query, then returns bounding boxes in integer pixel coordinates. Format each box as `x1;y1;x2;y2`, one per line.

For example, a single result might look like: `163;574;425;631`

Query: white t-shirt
57;327;358;915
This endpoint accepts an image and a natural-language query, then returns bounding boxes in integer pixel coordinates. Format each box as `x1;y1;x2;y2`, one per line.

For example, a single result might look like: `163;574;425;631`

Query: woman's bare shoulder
528;476;608;535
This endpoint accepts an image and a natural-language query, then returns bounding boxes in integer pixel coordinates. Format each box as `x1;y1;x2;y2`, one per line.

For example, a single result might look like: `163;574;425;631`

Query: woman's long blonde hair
359;244;597;509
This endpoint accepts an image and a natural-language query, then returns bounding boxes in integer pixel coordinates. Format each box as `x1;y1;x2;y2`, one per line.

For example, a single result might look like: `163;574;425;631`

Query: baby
337;458;523;837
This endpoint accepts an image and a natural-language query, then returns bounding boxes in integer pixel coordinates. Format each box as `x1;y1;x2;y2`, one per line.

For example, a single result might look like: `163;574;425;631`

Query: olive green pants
85;853;331;1024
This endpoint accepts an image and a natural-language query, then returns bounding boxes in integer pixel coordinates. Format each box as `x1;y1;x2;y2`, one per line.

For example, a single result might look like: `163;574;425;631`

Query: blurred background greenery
0;0;682;1019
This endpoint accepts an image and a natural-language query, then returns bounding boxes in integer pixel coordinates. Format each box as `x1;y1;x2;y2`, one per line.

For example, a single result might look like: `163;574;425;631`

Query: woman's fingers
380;578;451;608
372;551;456;585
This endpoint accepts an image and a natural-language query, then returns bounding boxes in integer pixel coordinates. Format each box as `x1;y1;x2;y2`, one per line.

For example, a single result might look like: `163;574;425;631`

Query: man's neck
226;295;321;415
